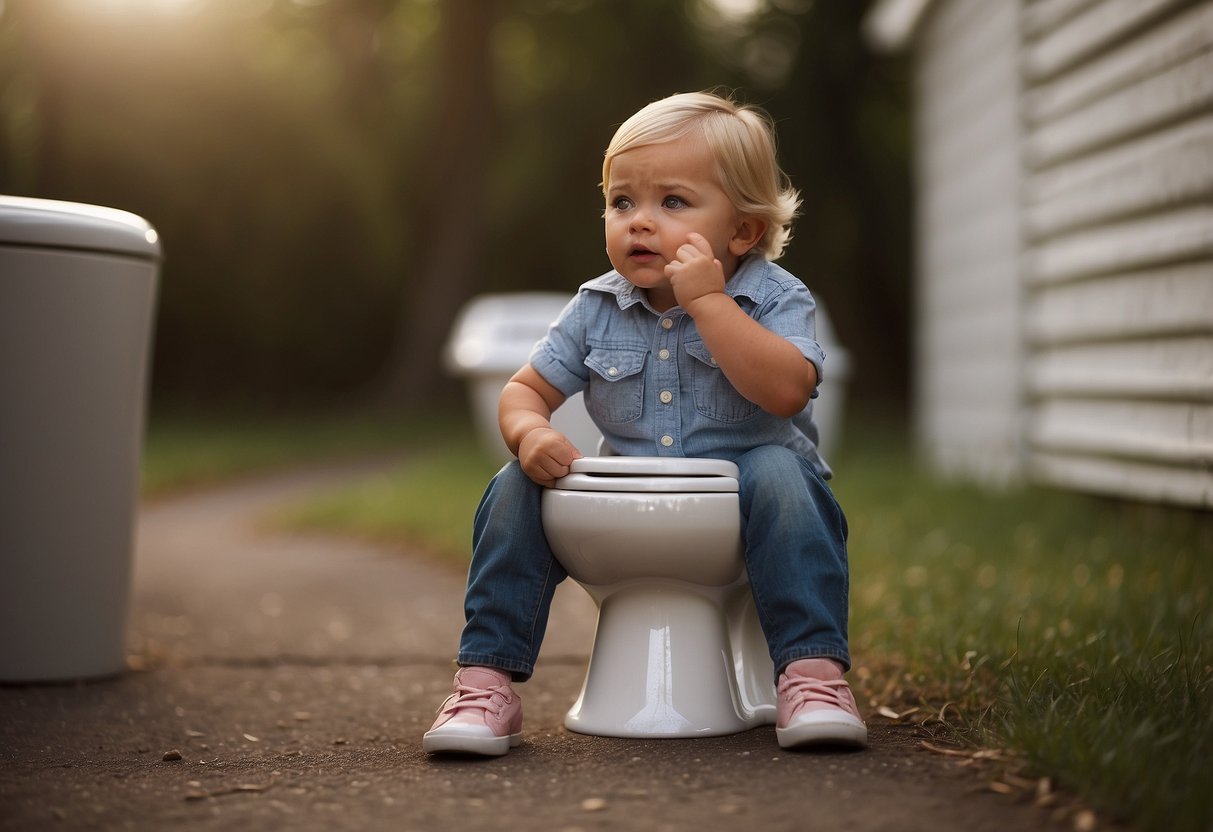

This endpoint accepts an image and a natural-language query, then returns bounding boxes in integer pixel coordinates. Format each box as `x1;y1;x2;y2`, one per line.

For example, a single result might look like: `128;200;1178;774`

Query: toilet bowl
541;456;777;738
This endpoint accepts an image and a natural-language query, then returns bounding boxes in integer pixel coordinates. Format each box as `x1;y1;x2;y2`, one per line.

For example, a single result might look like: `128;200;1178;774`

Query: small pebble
162;750;182;762
580;797;607;812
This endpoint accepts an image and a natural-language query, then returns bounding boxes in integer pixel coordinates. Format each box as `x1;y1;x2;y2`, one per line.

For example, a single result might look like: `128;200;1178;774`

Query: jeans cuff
774;647;852;679
456;652;535;683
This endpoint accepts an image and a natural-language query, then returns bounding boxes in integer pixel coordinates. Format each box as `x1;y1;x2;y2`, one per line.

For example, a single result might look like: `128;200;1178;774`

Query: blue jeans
457;445;851;682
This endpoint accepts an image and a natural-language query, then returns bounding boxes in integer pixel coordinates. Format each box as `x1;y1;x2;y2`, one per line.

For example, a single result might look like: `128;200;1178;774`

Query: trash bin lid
0;195;162;261
444;292;573;374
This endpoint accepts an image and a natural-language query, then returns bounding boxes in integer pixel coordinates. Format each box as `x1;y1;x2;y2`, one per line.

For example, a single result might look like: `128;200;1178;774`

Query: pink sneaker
423;667;523;756
775;665;867;750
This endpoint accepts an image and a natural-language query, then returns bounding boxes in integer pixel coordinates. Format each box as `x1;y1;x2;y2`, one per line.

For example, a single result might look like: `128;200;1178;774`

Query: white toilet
541;456;777;738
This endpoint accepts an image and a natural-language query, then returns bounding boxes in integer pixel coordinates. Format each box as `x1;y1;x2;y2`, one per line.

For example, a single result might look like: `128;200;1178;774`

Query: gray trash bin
0;196;161;682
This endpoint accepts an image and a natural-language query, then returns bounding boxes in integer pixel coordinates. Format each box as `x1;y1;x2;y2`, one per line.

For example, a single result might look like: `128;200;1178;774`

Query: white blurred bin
445;292;850;463
445;293;601;461
0;196;161;682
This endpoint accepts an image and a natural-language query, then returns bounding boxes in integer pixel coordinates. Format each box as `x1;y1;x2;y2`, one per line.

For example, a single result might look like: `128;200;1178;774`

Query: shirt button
658;348;670;361
660;435;674;447
661;318;673;330
659;390;673;404
710;357;718;367
607;367;619;377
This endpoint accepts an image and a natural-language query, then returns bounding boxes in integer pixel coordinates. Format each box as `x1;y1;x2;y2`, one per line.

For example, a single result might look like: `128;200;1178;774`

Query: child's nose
629;208;655;232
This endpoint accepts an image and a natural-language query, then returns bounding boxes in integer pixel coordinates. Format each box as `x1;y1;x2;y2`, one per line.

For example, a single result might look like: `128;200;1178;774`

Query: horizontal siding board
1030;398;1213;465
1025;115;1213;238
1023;0;1103;38
1024;0;1189;81
1025;1;1213;123
1027;334;1213;400
1026;263;1213;344
1030;450;1213;505
1026;47;1213;167
1026;204;1213;284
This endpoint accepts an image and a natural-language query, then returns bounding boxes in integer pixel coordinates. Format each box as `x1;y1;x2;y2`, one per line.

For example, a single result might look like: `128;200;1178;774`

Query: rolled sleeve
528;294;591;397
755;281;826;393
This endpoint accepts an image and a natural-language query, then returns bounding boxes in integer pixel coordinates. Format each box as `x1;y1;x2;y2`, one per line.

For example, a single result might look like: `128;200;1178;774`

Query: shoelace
778;677;856;716
439;683;512;717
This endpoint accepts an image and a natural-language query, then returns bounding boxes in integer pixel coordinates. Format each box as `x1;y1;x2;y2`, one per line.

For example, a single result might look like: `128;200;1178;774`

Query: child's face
604;133;754;308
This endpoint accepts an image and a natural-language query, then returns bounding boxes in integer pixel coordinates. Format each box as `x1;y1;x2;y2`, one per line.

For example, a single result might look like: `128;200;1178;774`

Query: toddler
424;91;865;755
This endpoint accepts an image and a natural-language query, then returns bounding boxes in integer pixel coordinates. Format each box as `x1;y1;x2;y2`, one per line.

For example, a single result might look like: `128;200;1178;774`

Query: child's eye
662;196;686;210
611;196;634;211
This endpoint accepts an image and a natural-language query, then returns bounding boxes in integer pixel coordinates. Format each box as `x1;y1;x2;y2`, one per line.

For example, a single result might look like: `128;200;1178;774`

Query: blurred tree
379;0;498;406
481;0;712;298
0;0;410;406
0;0;909;414
0;0;69;198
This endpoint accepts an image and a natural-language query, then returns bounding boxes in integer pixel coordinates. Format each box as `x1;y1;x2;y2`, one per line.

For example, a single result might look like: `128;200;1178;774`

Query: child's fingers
685;231;712;252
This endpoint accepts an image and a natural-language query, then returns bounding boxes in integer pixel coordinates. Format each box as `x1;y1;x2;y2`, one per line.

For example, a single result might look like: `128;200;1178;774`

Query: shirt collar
584;253;774;313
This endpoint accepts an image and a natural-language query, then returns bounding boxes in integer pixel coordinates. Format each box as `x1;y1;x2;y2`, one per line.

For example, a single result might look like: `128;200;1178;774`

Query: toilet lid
554;456;739;493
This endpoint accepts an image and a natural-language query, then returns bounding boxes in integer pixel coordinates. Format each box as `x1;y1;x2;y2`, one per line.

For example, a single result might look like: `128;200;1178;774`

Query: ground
0;459;1094;831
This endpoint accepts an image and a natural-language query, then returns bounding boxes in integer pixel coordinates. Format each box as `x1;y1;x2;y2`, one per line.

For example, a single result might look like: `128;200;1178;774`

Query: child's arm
667;233;816;418
499;364;583;487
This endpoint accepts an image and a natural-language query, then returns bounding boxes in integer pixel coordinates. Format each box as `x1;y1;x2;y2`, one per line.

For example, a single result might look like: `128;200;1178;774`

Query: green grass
150;413;1212;831
141;408;460;497
830;430;1212;832
269;440;501;563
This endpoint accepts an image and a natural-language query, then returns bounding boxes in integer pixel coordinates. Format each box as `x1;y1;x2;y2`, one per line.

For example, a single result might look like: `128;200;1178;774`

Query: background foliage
0;0;909;412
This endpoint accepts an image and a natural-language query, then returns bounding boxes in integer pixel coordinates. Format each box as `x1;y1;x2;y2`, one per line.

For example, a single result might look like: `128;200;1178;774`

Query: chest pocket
684;339;760;423
585;345;646;423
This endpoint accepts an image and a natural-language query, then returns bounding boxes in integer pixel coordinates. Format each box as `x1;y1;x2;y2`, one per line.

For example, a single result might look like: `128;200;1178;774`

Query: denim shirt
530;254;832;478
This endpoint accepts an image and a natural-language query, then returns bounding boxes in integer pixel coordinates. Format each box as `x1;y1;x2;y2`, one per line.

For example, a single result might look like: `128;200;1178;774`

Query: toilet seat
555;456;739;493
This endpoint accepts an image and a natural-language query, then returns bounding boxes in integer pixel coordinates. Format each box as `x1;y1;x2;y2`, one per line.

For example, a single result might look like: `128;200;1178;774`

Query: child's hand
665;232;726;312
517;426;582;487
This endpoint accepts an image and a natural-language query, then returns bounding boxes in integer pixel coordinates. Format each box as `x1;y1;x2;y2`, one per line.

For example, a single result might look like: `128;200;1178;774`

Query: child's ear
728;216;767;257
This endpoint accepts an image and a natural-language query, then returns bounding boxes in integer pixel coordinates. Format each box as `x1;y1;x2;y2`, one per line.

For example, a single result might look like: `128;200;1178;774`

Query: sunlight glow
705;0;766;22
68;0;199;14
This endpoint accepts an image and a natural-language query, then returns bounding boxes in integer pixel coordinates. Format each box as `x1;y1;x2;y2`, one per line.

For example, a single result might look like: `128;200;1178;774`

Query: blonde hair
602;91;801;261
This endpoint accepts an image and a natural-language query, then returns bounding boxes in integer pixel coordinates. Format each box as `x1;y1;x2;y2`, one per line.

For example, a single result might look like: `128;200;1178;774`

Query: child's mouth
630;247;658;258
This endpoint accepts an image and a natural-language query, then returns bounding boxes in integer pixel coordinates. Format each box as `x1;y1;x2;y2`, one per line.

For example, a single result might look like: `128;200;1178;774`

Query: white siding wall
914;0;1025;483
1022;0;1213;506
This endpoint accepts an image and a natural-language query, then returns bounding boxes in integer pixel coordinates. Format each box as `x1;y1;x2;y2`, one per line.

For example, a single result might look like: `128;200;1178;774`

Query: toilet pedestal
565;582;773;737
543;456;778;739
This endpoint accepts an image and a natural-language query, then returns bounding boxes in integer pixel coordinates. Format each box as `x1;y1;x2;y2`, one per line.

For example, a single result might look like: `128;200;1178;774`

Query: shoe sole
776;718;868;750
422;729;522;756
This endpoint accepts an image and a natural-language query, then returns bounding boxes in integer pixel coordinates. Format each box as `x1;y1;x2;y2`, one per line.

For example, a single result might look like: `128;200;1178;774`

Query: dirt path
0;458;1076;831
